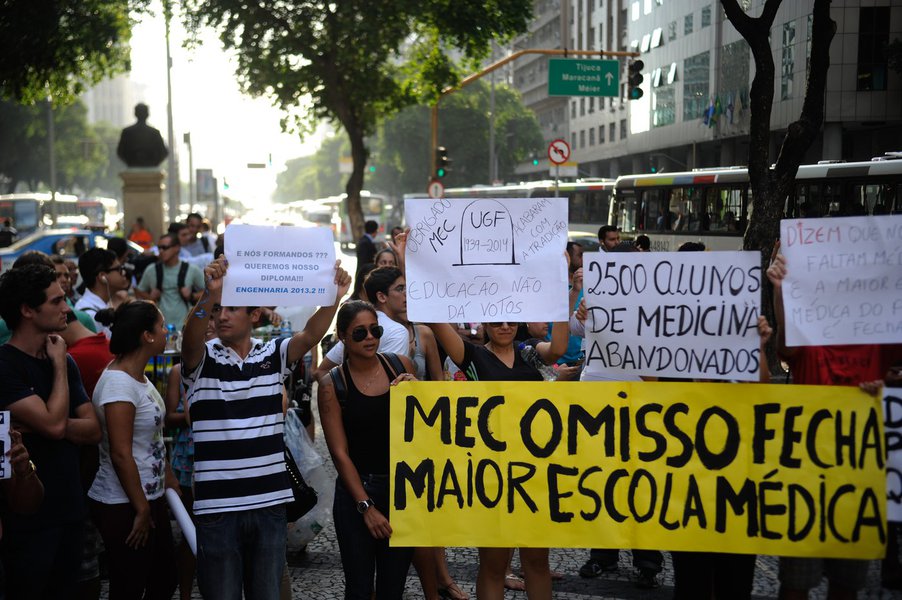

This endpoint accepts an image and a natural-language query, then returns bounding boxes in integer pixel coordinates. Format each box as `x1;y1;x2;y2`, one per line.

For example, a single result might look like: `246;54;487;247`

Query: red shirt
787;345;888;387
67;333;113;397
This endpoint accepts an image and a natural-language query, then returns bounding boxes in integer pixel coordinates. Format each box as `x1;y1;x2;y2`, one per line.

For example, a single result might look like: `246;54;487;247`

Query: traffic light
531;152;539;166
435;146;451;178
368;165;376;173
627;60;645;100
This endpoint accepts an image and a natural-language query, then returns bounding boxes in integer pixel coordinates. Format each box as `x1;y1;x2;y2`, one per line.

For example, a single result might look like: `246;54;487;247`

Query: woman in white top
88;300;178;600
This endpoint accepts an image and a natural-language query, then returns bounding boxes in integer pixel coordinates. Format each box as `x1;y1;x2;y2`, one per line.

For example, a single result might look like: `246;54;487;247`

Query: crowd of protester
0;213;898;600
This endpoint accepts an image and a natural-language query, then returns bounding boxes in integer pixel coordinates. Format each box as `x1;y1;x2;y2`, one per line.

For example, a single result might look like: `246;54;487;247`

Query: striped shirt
183;336;293;515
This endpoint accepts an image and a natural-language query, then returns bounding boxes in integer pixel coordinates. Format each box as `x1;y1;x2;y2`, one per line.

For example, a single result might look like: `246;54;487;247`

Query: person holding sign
317;300;417;600
428;309;568;600
767;242;901;600
180;256;351;600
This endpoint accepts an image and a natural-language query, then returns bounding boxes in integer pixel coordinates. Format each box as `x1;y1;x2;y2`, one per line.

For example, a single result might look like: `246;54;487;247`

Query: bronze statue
117;103;169;168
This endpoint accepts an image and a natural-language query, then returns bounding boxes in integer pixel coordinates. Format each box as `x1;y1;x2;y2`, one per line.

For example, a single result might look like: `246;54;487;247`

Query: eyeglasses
390;284;406;294
487;321;513;328
105;265;132;276
350;324;384;342
157;243;178;251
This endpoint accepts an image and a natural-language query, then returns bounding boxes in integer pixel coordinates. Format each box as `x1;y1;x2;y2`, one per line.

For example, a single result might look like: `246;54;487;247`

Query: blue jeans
195;504;287;600
334;475;413;600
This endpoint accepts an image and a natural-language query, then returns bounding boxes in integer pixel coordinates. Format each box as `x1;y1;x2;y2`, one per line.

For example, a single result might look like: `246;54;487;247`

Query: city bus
77;197;121;232
0;193;81;235
316;190;389;249
610;154;902;251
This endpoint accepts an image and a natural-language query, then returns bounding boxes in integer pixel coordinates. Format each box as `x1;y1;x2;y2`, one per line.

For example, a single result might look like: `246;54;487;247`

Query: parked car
567;230;600;253
0;228;142;273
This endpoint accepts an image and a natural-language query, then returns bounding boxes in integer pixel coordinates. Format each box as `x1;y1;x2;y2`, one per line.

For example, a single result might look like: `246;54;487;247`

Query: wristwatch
356;498;375;514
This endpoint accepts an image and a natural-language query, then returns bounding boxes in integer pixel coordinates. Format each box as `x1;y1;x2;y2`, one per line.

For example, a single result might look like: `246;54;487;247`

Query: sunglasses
104;265;132;276
350;324;384;342
487;321;513;328
157;243;178;251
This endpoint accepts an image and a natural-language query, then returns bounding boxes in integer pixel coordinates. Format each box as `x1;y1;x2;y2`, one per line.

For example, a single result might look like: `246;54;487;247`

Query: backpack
156;261;191;306
328;352;407;406
200;236;210;253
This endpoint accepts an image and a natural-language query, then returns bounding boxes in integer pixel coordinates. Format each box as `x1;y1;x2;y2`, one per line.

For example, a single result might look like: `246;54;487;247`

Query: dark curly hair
0;265;60;330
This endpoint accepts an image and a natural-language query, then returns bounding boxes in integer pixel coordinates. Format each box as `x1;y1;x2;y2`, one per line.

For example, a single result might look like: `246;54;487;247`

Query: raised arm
765;241;797;359
8;335;70;440
286;261;352;365
428;323;466;367
182;257;225;373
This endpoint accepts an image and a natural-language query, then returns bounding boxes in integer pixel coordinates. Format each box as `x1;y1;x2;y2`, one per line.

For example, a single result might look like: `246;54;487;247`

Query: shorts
778;557;870;591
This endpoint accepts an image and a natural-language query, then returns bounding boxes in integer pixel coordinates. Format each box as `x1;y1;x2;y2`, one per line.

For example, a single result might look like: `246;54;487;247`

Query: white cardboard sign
582;251;762;381
0;411;9;479
779;215;902;347
222;224;336;307
885;386;902;522
404;197;569;323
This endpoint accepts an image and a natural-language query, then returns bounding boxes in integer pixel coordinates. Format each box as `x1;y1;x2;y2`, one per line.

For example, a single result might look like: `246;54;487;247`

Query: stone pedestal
120;169;166;242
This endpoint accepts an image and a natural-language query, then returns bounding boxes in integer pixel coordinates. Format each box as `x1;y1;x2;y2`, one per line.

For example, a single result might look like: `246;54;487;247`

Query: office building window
599;125;605;144
580;98;586;116
571;132;577;148
589;97;595;113
683;51;709;120
806;15;812;76
668;20;677;41
701;5;712;28
580;129;586;148
620;119;627;140
857;7;890;91
609;122;616;142
571;101;577;118
781;20;796;100
720;39;750;96
589;127;596;145
653;84;676;127
685;14;694;35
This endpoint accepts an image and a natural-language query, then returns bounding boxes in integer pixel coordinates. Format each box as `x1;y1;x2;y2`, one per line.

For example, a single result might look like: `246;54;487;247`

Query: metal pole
47;98;58;226
184;132;194;207
164;0;178;224
555;164;560;197
488;42;496;184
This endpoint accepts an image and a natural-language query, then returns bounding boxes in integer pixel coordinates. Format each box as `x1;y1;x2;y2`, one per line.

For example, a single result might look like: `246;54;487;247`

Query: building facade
512;0;902;180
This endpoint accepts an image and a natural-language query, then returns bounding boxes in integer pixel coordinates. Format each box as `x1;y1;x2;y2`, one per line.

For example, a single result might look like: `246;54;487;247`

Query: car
568;230;600;253
0;228;143;273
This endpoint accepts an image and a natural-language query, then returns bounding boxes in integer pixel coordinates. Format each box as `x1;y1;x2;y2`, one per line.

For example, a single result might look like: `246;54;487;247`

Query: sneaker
579;558;603;578
636;568;660;589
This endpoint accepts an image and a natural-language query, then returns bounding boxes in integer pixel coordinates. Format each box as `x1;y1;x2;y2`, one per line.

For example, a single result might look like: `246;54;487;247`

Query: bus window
587;191;610;224
570;192;588;225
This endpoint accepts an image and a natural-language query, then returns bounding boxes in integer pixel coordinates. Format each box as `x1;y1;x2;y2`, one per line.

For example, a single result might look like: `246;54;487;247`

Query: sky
128;1;325;210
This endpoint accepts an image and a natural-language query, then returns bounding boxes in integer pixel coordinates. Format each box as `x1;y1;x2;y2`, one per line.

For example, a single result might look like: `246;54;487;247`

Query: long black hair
104;300;162;356
336;300;377;338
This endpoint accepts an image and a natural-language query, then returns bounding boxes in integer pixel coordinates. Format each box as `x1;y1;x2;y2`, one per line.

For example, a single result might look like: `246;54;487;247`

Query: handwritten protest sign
885;386;902;522
222;224;336;307
780;215;902;346
404;197;568;323
0;411;8;479
390;382;886;558
582;251;762;381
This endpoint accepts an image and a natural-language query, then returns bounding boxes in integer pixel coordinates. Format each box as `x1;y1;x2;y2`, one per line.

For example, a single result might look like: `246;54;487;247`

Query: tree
0;0;139;104
274;135;348;203
0;99;108;193
184;0;532;240
721;0;836;367
369;81;542;198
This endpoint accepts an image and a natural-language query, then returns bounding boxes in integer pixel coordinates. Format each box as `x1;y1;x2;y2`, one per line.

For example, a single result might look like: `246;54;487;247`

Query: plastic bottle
171;327;181;353
518;342;557;381
280;320;292;338
165;324;176;352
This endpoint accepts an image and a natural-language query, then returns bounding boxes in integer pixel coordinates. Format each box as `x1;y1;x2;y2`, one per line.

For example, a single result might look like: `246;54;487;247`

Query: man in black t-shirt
0;265;101;599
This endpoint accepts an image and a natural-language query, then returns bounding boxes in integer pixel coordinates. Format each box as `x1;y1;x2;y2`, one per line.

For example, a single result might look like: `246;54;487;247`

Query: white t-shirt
89;370;167;504
325;310;409;363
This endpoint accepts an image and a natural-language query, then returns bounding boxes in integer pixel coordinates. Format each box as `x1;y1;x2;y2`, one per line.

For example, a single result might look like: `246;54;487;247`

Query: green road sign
548;59;619;97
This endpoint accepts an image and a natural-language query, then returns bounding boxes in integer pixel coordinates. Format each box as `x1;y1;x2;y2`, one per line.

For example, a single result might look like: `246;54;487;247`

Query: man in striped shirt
181;255;351;599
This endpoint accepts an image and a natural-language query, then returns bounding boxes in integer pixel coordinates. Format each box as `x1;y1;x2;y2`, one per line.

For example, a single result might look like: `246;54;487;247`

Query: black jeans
589;548;663;572
334;475;413;600
671;551;756;599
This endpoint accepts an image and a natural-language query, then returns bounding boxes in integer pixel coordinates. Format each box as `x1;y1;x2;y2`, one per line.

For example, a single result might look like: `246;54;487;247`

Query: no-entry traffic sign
427;180;445;199
548;139;571;165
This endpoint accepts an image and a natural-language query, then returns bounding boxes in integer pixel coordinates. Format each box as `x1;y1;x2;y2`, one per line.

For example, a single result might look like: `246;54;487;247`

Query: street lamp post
164;0;178;224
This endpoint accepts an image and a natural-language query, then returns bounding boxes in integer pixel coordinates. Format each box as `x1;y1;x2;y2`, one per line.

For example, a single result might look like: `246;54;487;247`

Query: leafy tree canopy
183;0;533;237
0;0;141;104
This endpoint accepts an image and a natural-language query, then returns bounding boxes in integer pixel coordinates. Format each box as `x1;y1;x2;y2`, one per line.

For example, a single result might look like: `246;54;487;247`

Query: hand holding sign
332;260;352;303
204;256;228;295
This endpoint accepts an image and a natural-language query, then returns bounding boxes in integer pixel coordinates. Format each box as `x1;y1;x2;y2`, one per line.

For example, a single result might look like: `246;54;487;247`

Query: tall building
81;74;145;128
513;0;902;179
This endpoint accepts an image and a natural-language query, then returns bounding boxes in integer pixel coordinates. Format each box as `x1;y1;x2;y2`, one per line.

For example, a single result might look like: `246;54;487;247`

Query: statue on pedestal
117;103;169;168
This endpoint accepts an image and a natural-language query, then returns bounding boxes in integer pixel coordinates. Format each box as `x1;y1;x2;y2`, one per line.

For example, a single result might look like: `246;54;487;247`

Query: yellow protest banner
389;381;886;558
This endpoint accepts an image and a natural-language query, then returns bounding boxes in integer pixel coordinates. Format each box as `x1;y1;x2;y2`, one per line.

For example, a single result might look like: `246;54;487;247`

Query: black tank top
340;354;396;475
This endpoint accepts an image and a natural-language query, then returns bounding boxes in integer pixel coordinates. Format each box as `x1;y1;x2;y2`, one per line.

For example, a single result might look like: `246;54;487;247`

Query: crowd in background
0;214;898;600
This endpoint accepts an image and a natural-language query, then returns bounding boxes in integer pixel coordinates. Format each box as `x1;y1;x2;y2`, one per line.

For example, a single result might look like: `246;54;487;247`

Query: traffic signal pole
430;48;640;178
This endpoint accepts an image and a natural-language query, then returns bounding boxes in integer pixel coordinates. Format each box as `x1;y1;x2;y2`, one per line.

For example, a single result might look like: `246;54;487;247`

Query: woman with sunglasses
427;315;568;600
318;300;417;600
